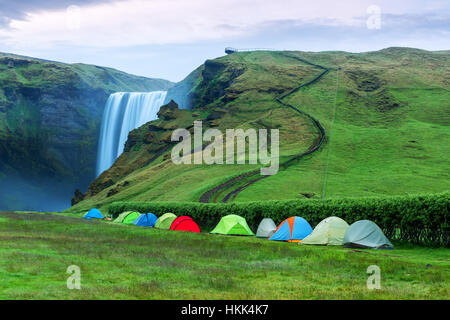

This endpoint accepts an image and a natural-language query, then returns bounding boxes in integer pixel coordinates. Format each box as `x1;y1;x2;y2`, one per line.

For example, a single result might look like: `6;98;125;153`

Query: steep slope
70;48;450;212
0;53;173;210
239;48;450;201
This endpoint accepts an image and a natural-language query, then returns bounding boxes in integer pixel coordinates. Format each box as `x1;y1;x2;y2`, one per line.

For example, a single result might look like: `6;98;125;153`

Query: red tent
170;216;200;233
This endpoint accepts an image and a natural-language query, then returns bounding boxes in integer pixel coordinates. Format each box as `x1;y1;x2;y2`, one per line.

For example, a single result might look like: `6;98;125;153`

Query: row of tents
84;209;393;249
213;215;393;249
84;209;200;232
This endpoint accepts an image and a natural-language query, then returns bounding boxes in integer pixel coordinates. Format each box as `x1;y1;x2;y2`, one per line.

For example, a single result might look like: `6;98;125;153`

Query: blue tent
133;213;158;227
84;208;103;220
268;216;312;242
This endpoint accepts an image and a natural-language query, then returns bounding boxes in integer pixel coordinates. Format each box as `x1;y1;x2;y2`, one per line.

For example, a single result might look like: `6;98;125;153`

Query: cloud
0;0;117;26
0;0;448;81
0;0;411;48
241;16;450;52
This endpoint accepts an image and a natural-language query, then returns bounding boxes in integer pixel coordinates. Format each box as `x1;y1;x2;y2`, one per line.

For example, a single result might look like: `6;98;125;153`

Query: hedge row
108;192;449;247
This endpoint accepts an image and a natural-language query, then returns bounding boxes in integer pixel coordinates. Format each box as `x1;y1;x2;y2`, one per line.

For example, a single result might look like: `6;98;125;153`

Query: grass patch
0;211;448;299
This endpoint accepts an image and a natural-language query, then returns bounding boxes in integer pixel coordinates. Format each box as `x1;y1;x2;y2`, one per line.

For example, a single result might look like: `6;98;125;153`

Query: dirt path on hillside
199;54;331;203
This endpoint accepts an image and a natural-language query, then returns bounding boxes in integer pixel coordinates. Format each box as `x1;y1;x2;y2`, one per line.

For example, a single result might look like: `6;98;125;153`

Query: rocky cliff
0;53;173;210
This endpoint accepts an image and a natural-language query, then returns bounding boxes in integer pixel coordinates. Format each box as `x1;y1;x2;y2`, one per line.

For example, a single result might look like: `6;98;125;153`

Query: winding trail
200;53;331;203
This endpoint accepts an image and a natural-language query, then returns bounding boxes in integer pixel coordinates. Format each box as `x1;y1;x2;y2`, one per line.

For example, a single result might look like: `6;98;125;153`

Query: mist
0;174;76;212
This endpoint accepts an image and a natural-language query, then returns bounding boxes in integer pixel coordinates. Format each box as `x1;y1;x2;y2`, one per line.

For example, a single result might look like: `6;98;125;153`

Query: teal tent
343;220;394;249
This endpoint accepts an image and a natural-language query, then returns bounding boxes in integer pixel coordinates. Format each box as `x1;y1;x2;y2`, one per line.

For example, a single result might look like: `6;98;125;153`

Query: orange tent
268;216;313;242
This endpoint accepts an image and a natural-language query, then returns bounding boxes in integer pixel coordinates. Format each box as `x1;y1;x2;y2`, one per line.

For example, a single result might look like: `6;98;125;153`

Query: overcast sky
0;0;449;82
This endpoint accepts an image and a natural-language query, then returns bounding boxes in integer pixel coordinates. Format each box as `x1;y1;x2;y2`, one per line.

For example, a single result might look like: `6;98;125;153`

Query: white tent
256;218;277;238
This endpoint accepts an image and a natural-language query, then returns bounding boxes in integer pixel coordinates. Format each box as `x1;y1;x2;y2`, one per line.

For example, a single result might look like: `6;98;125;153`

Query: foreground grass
0;211;448;299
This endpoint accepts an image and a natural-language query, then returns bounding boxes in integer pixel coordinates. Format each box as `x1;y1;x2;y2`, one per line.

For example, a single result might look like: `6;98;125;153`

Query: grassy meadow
4;49;447;300
0;211;448;299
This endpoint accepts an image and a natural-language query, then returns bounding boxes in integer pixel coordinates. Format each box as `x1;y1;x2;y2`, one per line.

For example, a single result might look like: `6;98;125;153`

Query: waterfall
96;91;167;177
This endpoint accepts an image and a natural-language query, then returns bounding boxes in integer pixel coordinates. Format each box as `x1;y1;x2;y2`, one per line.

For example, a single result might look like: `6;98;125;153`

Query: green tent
301;216;349;246
113;211;132;223
155;213;177;229
210;215;255;236
113;211;139;224
343;220;394;249
122;211;140;225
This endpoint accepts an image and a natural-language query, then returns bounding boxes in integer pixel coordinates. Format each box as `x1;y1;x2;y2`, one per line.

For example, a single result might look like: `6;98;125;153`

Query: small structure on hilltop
225;47;238;54
225;47;278;54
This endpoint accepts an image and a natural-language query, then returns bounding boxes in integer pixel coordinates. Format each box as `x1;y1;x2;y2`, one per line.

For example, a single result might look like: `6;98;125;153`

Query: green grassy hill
71;47;449;212
0;53;173;211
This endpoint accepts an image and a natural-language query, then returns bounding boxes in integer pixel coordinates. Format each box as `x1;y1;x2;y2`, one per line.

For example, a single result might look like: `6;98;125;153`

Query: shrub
108;192;449;247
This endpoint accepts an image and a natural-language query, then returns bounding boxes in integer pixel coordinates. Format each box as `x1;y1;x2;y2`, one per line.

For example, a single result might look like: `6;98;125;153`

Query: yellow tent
301;217;349;246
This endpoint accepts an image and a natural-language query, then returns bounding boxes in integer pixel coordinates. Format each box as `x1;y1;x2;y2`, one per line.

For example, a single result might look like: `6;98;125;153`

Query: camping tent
268;216;312;242
256;218;277;238
302;216;349;245
113;211;132;223
113;211;140;224
210;215;254;236
170;216;200;233
122;211;141;225
155;213;177;230
83;208;103;220
133;213;158;227
343;220;394;249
